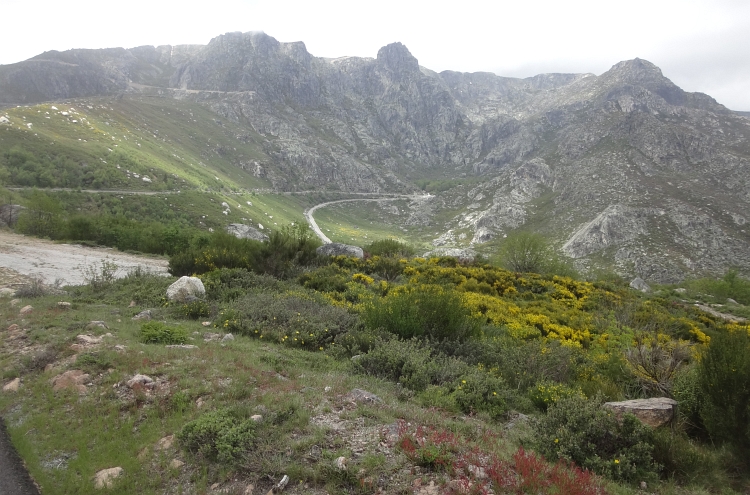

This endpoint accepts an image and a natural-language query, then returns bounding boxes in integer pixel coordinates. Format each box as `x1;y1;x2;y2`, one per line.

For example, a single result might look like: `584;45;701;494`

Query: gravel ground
0;231;170;288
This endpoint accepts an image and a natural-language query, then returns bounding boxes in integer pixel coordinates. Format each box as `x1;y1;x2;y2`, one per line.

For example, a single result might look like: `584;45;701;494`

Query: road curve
304;195;430;244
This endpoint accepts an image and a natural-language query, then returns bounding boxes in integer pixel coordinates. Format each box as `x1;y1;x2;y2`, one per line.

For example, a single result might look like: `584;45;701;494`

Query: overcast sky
3;0;750;110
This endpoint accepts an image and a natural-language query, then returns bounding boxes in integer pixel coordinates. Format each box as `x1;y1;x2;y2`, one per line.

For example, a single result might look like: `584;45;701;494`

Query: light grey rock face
603;397;678;428
316;243;364;258
226;223;269;242
423;247;477;261
166;276;206;302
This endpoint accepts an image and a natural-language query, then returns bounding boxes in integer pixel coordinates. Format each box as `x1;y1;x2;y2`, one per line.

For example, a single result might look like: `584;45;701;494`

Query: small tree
499;232;550;273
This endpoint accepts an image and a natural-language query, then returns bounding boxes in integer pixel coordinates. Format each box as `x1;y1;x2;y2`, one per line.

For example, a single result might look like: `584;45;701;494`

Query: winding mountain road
304;194;430;244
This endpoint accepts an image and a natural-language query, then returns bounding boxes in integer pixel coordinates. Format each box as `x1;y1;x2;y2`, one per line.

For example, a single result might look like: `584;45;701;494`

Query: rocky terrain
2;32;749;282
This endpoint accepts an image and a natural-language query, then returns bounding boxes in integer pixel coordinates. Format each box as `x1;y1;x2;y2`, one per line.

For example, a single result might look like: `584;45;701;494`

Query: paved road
304;195;430;244
0;418;40;495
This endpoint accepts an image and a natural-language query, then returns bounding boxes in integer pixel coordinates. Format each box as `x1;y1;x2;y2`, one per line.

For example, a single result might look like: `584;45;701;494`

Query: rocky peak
376;42;419;73
599;58;687;106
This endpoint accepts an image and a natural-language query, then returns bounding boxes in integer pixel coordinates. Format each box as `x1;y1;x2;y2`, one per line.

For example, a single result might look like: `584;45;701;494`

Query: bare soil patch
0;230;169;288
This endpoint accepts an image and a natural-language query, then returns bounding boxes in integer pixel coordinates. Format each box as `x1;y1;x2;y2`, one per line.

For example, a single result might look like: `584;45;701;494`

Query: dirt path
0;231;170;288
304;195;429;244
0;419;40;495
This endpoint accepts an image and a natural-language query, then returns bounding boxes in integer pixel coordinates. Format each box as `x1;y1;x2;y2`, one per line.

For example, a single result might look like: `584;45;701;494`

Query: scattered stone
204;333;221;341
243;484;255;495
129;300;136;307
3;377;20;392
77;334;103;345
221;333;235;342
316;243;364;258
468;464;487;479
0;287;15;297
227;223;269;242
94;467;123;489
7;324;20;332
603;397;678;427
165;344;198;349
114;345;126;352
250;414;263;422
51;370;90;393
694;303;747;323
127;374;154;388
132;310;152;321
10;298;21;306
674;288;687;294
324;386;332;392
640;481;648;490
155;435;175;451
196;397;205;409
19;304;33;315
350;354;362;362
265;475;289;495
423;247;477;262
166;276;206;303
346;388;382;404
334;456;347;470
169;459;184;469
202;321;212;326
57;301;72;309
85;321;109;331
727;298;738;304
629;277;651;292
504;412;530;430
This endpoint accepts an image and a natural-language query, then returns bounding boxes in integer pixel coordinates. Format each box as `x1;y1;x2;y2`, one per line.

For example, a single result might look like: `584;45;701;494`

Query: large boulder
166;276;206;303
0;204;23;227
226;223;269;242
316;243;364;259
603;397;678;427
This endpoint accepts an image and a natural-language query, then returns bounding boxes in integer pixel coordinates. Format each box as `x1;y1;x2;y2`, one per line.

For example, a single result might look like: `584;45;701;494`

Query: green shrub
353;337;469;391
362;285;480;342
534;395;658;482
364;238;415;258
176;299;212;319
697;328;750;453
75;352;113;374
138;321;189;345
651;428;729;486
178;409;256;464
452;369;508;419
299;264;350;293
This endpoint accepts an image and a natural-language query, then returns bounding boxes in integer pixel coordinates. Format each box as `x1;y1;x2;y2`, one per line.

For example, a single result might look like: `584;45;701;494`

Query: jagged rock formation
1;32;749;281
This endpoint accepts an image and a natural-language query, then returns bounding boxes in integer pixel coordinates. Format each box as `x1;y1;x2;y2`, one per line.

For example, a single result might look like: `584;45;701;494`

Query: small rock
201;321;212;327
19;305;33;315
3;377;20;393
351;354;362;361
204;333;221;341
77;334;103;345
94;467;123;489
127;374;154;388
727;298;738;304
196;397;205;409
0;287;15;298
629;277;651;293
346;388;382;404
165;344;198;349
85;321;109;331
7;324;19;332
267;475;289;494
243;484;255;495
10;298;21;306
129;300;136;307
114;345;126;352
169;459;184;469
324;386;332;392
468;464;487;479
335;456;347;470
640;481;648;490
674;288;687;294
316;243;364;258
57;301;72;309
221;333;235;342
250;414;263;422
155;435;174;451
51;370;90;393
132;310;152;321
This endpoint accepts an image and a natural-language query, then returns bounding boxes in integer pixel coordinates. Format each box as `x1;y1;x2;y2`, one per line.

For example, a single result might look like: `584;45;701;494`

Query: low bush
534;395;659;482
362;285;480;342
364;238;415;258
178;408;256;464
138;321;189;345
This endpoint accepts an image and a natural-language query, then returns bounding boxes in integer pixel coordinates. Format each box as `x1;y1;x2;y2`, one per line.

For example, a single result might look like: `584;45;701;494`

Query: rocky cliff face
1;32;749;281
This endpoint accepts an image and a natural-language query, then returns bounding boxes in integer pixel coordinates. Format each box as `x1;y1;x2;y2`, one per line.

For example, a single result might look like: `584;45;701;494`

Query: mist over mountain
1;31;749;282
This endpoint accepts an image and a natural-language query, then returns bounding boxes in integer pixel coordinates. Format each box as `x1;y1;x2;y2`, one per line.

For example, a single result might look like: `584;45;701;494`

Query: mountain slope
1;32;749;282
